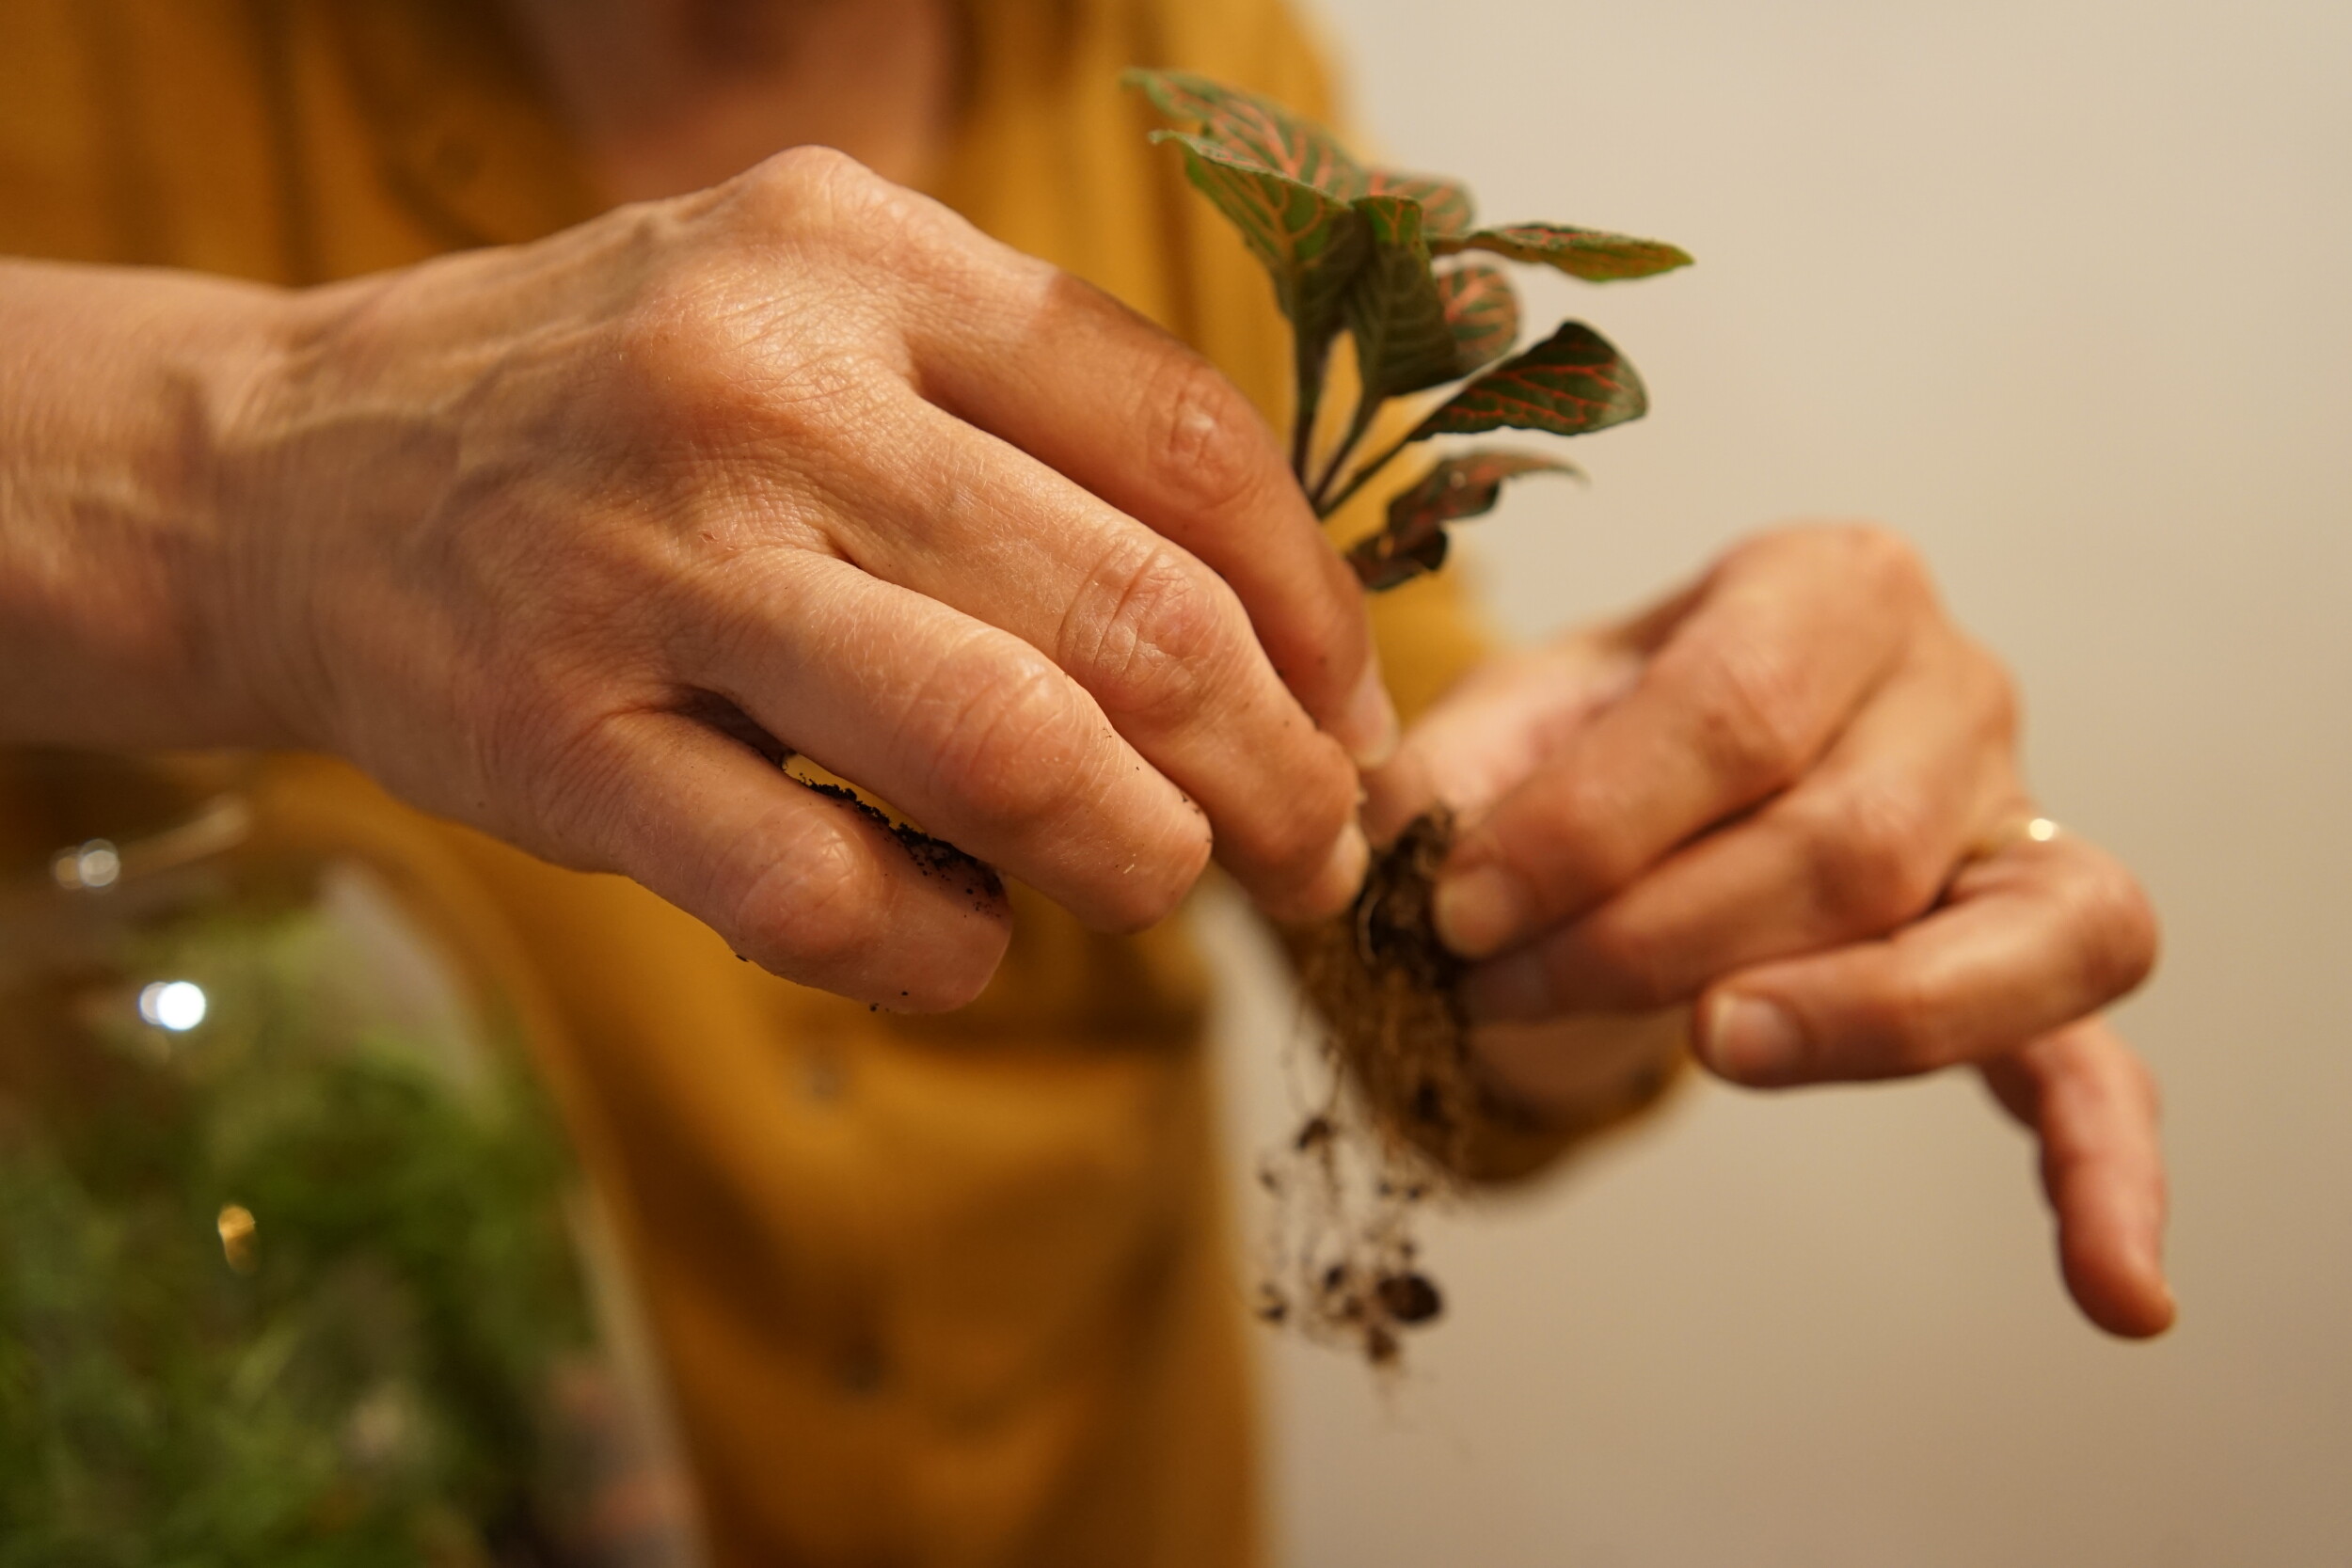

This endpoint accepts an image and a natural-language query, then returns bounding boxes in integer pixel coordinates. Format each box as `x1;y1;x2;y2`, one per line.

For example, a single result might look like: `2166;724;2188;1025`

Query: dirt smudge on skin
789;775;1004;910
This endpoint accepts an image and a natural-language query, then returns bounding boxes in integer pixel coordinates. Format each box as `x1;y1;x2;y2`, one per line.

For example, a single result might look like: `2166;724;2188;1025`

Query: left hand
1364;523;2171;1338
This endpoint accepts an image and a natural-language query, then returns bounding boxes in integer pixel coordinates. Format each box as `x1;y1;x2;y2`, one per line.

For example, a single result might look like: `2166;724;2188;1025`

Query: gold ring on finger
1967;813;2062;863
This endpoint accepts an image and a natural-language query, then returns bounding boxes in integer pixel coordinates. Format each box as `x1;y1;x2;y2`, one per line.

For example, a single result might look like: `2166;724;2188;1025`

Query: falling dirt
1260;808;1481;1368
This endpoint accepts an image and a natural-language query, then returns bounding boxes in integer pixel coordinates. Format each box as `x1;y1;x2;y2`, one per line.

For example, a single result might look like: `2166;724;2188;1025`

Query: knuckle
1747;521;1931;609
921;645;1090;830
607;282;882;459
2060;855;2161;1002
739;143;897;230
501;700;638;859
1140;353;1277;521
603;301;760;447
1072;538;1240;726
1836;521;1928;592
1684;640;1816;791
734;811;889;974
1527;770;1649;898
1798;784;1943;932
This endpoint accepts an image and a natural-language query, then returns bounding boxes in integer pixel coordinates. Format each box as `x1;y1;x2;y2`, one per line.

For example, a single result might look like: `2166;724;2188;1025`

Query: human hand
1364;524;2170;1338
222;149;1391;1007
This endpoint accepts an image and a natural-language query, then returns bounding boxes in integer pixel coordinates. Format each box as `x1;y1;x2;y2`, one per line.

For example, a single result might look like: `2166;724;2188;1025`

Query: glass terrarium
0;752;703;1565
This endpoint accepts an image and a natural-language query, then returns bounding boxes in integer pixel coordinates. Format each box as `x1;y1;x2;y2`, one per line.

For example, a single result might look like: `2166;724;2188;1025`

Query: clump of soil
681;690;1004;911
789;775;1004;909
1258;808;1483;1368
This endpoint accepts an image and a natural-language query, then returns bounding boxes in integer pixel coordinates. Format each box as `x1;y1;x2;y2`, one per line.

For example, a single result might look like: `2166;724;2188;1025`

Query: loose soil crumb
789;774;1004;910
678;692;1006;911
1262;808;1481;1369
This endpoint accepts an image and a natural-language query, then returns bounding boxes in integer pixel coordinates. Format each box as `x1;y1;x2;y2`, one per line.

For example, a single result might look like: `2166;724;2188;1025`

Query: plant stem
1316;428;1417;519
1308;396;1377;514
1290;339;1330;484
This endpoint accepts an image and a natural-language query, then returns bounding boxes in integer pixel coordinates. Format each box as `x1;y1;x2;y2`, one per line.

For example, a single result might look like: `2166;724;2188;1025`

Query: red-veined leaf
1407;321;1647;441
1348;450;1581;591
1363;167;1473;237
1389;450;1583;533
1343;195;1459;406
1436;261;1518;377
1151;132;1371;351
1124;69;1362;197
1432;222;1692;281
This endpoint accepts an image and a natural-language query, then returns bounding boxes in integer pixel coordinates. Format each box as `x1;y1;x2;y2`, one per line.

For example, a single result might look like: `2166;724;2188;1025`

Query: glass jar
0;752;704;1565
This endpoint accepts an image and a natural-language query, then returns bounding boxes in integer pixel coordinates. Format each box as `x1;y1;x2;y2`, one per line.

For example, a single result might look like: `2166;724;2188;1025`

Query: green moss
0;898;593;1563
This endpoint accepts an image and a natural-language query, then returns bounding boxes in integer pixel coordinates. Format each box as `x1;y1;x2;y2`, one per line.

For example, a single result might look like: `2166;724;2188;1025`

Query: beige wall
1199;1;2352;1561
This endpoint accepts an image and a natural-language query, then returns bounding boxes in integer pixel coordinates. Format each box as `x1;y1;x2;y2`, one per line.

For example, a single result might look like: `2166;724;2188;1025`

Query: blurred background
1195;0;2352;1561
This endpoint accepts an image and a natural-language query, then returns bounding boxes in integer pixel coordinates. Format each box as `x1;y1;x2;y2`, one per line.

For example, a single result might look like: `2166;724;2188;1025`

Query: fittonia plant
1130;70;1692;1366
1126;69;1690;589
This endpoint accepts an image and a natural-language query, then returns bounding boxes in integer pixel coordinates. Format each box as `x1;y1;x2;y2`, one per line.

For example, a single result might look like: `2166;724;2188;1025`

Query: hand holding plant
1136;71;2172;1360
1130;68;1692;1363
1126;69;1689;588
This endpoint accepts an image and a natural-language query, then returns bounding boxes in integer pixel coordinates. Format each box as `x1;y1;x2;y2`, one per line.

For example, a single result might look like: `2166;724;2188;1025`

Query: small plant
1125;69;1689;589
1130;70;1690;1366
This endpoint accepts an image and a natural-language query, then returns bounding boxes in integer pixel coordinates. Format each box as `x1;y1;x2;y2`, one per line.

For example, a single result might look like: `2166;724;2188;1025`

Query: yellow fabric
0;2;1502;1562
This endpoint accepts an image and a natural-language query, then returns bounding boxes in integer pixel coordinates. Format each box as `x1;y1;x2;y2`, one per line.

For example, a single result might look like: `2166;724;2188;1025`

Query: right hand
224;148;1392;1008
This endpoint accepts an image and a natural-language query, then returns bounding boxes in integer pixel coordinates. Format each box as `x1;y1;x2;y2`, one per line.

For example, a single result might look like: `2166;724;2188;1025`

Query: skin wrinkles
1370;524;2169;1335
0;16;2172;1328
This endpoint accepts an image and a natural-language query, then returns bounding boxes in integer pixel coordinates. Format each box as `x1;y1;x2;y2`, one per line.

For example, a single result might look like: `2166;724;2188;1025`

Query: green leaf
1407;321;1647;442
1151;131;1371;380
1151;134;1368;302
1436;261;1519;377
1124;69;1363;197
1433;222;1692;281
1348;450;1581;590
1364;168;1474;238
1343;195;1460;408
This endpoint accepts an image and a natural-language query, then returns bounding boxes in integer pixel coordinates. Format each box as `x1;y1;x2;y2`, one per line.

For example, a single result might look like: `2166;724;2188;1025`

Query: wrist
205;273;389;758
0;262;310;752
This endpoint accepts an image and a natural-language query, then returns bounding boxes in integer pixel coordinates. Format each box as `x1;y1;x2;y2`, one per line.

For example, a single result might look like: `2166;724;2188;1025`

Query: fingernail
1303;819;1371;918
1461;949;1552;1022
1698;992;1805;1082
1337;664;1401;769
1433;862;1527;958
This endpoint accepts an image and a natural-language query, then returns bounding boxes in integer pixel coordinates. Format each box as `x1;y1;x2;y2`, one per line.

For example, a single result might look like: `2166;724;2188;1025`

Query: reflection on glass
136;977;207;1031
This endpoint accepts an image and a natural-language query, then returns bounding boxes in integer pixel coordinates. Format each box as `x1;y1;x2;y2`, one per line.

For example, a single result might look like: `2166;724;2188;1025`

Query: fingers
666;548;1226;931
537;708;1012;1010
1464;636;2015;1021
1690;830;2158;1086
1360;635;1643;846
1467;1006;1690;1127
788;395;1366;919
902;236;1398;766
1434;525;1930;959
1981;1020;2175;1338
